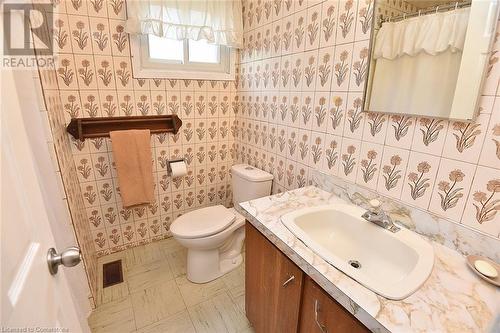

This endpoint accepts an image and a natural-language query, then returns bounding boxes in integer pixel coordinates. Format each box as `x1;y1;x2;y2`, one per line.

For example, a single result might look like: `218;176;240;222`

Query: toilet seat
170;205;236;239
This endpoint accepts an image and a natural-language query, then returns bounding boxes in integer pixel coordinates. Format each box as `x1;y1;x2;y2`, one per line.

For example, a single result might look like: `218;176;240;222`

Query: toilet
170;164;273;283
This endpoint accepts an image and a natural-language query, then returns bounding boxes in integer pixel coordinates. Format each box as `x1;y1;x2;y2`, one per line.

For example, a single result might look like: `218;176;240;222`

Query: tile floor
88;238;253;333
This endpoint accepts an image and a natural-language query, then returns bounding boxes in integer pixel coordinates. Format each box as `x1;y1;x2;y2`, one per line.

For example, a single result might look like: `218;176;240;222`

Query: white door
1;10;89;332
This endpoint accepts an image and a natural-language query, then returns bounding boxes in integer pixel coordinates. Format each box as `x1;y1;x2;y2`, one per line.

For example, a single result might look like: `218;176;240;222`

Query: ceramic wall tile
53;14;73;53
305;4;322;51
411;117;448;156
37;10;237;268
400;151;440;210
68;15;93;54
376;146;409;199
384;115;415;149
237;0;500;240
336;0;359;44
355;0;373;41
319;0;338;48
338;137;361;182
332;43;353;91
428;158;476;221
461;166;500;238
355;141;383;190
35;1;500;304
441;113;490;164
479;97;500;168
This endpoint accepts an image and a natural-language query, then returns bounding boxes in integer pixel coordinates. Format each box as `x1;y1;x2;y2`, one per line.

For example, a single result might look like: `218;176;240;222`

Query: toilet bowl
171;206;245;283
170;164;273;283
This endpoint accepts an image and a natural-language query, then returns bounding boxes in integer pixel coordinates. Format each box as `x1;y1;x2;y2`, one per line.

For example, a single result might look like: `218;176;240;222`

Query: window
130;35;235;80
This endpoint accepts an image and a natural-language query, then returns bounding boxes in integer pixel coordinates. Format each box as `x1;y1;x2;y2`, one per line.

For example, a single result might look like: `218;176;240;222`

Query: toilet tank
231;164;273;204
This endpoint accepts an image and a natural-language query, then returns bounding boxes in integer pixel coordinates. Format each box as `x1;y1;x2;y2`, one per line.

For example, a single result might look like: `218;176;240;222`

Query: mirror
364;0;499;121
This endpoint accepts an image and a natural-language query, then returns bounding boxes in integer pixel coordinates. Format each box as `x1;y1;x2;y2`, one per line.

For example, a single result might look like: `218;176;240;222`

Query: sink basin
281;204;434;300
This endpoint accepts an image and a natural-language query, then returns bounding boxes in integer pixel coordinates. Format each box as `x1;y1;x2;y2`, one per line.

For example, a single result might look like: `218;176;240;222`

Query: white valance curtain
125;0;243;48
369;8;470;118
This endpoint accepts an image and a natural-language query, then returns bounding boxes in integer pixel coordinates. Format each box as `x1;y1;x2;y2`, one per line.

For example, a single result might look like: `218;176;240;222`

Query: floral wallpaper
36;0;238;260
235;0;500;239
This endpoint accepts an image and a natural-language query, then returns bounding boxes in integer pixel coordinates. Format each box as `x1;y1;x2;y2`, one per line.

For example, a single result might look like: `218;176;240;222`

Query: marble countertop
236;186;499;333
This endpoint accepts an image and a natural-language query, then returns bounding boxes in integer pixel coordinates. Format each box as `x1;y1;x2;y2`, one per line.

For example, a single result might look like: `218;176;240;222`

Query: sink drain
348;260;361;269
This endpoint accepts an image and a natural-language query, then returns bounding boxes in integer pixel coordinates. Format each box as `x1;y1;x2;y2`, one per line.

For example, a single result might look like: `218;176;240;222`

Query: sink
281;203;434;300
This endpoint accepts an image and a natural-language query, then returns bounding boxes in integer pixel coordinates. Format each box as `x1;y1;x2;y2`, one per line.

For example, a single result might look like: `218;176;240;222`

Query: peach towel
110;130;154;208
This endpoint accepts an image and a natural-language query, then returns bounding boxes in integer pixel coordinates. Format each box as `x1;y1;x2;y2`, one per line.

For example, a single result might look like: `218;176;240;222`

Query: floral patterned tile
355;141;383;190
327;91;347;136
400;151;441;210
106;0;126;20
481;22;500;96
319;0;338;48
293;11;307;54
53;14;73;53
461;166;500;238
60;90;82;120
376;146;410;200
428;158;476;221
336;0;358;44
301;49;319;92
338;137;361;182
112;57;133;90
342;92;365;139
281;16;294;56
87;0;108;17
332;43;353;91
80;90;102;117
66;0;89;16
299;92;314;130
348;40;369;92
478;97;500;169
311;91;330;132
110;22;129;57
321;134;342;176
74;54;98;89
304;4;322;51
384;115;416;149
56;54;79;90
315;47;334;92
285;159;298;189
441;113;490;164
355;0;373;41
308;131;326;169
362;112;387;144
411;117;449;156
68;14;93;54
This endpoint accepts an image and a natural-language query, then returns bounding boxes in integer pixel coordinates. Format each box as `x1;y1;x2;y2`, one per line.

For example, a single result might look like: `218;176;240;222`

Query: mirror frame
363;0;500;121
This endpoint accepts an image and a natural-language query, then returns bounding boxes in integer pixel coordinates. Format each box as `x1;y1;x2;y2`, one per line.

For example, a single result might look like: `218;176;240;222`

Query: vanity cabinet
245;223;304;333
245;222;369;333
299;277;370;333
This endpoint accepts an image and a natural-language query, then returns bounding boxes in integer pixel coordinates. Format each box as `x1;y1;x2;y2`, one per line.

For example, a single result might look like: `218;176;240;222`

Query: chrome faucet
361;199;400;233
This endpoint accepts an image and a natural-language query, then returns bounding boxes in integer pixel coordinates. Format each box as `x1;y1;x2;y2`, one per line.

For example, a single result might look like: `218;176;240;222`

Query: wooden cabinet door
245;222;304;333
299;277;370;333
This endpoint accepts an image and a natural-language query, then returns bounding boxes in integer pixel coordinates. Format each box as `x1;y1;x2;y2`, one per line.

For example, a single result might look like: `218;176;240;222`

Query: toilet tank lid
231;164;273;182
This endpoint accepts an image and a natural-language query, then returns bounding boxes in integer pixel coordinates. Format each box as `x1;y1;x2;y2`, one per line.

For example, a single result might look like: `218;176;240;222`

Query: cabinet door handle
282;275;295;287
314;300;328;333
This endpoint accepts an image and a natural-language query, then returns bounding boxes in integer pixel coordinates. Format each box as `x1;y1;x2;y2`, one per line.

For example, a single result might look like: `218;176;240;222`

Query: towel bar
66;115;182;141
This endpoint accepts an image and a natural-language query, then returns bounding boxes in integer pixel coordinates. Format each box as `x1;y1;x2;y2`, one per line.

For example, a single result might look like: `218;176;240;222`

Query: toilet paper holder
166;158;185;176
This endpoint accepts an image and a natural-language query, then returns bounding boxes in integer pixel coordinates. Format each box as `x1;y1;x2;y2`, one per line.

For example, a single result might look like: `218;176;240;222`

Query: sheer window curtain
125;0;243;48
368;8;470;118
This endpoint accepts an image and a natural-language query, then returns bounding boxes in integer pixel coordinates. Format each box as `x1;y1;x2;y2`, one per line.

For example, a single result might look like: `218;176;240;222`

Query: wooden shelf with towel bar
66;114;182;141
